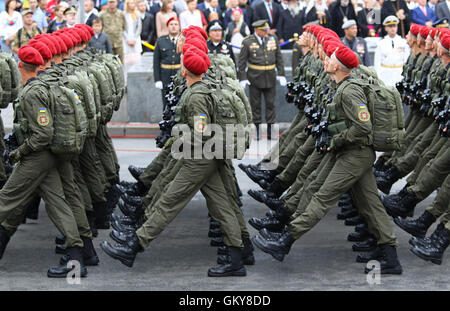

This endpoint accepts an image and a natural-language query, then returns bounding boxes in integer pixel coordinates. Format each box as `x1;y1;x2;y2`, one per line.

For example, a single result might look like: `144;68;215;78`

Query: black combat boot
121;193;142;207
410;227;450;265
217;238;255;266
208;228;223;238
100;233;144;267
355;222;368;233
345;215;365;226
382;185;409;208
106;184;121;214
120;180;135;188
352;235;377;252
0;225;11;259
252;230;295;262
255;123;260;140
248;189;276;203
365;244;402;274
208;247;247;277
338;194;352;207
259;227;285;241
86;211;98;238
55;235;65;245
128;165;145;181
116;181;148;197
384;190;419;218
356;245;384;263
111;219;138;233
209;219;221;230
217;246;228;255
244;167;277;184
248;216;285;232
394;211;436;238
110;213;137;226
262;178;288;198
409;223;445;248
93;202;110;230
55;244;67;255
210;237;225;247
117;198;144;221
110;229;135;245
373;156;386;172
25;197;41;220
337;208;358;220
375;165;400;194
347;229;370;242
238;162;263;173
60;236;99;266
48;247;88;278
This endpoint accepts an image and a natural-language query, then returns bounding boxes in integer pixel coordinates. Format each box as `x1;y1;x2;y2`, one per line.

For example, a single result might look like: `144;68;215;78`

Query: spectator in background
179;0;207;29
276;0;303;48
357;0;381;37
381;0;410;37
253;0;281;33
225;7;250;52
82;0;98;26
64;6;77;27
406;0;418;10
0;0;23;53
435;0;450;20
428;0;438;13
173;0;187;15
155;0;177;37
46;4;65;32
304;0;330;27
207;19;236;62
411;0;436;26
123;0;142;67
238;0;252;26
224;0;240;27
29;0;47;31
341;19;371;65
89;17;113;52
100;0;109;11
145;0;161;15
37;0;50;24
137;0;155;50
208;10;220;20
203;0;222;20
99;0;127;61
11;9;42;53
46;0;60;19
328;0;358;37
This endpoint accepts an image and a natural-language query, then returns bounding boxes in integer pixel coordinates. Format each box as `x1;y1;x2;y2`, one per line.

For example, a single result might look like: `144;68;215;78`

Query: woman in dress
155;0;177;38
123;0;142;67
0;0;23;53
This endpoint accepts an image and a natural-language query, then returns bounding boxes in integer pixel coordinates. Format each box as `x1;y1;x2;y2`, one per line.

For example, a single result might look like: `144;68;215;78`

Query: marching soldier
341;19;371;66
238;19;286;140
206;19;236;64
99;0;126;61
153;16;181;109
374;15;410;86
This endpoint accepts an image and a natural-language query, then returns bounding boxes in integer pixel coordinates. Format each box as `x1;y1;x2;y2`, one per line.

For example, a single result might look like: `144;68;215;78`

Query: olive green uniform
99;10;127;62
11;26;41;51
238;34;285;124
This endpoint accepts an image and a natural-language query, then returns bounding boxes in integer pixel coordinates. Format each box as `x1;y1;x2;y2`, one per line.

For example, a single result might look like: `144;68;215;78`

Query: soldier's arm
186;93;214;145
11;34;19;54
238;39;249;81
153;41;161;82
333;84;372;148
275;36;285;76
22;89;54;153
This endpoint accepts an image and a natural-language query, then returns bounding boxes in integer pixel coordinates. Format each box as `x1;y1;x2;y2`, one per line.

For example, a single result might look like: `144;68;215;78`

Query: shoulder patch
358;105;370;122
37;108;50;126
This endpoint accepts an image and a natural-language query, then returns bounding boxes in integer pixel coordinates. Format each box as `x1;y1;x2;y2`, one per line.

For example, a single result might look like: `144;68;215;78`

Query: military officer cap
252;19;270;30
22;9;33;16
383;15;399;26
64;6;77;15
207;19;223;32
433;18;449;28
342;19;356;29
108;0;117;2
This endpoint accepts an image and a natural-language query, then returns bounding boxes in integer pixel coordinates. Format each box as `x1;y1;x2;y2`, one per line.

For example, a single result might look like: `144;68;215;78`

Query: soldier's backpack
14;79;88;155
0;53;21;108
99;53;125;109
337;78;405;152
61;71;98;138
88;63;115;124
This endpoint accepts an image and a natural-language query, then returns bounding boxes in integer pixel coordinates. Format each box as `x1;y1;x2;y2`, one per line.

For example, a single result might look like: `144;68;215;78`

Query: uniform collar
24;77;38;87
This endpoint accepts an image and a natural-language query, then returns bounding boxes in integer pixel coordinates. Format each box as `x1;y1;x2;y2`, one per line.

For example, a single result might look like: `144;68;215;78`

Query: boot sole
252;237;285;262
393;218;427;238
100;243;134;268
111;221;136;234
248;190;265;203
47;271;88;278
208;269;247;277
364;266;403;274
60;256;99;266
110;231;127;245
410;247;442;265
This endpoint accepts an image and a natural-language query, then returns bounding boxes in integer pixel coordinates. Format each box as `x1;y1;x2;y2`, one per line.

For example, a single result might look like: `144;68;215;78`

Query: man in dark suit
275;0;303;49
411;0;436;26
84;0;98;27
252;0;281;32
381;0;410;37
203;0;223;21
145;0;161;16
138;0;155;50
328;0;357;38
435;0;450;20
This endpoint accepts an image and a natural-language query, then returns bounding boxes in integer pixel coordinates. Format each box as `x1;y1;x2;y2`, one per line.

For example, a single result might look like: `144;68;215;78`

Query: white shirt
374;34;410;86
0;11;23;40
179;9;203;29
263;0;273;24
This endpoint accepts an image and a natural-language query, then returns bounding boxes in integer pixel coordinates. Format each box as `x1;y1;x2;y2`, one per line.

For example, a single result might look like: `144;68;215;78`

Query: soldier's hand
277;76;287;87
9;149;22;163
240;80;250;89
155;81;163;90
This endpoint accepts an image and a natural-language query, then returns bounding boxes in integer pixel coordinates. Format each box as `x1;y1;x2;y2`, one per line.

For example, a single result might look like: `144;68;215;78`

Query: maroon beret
334;45;359;69
28;40;53;60
18;46;44;65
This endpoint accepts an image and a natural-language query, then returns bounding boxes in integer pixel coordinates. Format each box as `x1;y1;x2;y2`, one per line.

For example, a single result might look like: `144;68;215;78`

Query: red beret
325;42;342;57
18;46;44;66
183;47;210;75
75;23;93;39
334;45;359;68
419;26;431;39
441;34;450;50
410;24;420;36
49;35;65;54
429;28;438;39
65;29;82;45
182;25;208;40
184;36;209;54
54;32;74;50
31;34;57;56
74;27;89;42
28;40;53;60
166;16;179;27
84;24;95;37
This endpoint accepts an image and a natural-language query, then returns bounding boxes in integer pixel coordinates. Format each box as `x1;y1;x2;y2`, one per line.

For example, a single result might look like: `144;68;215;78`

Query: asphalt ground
0;138;448;291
